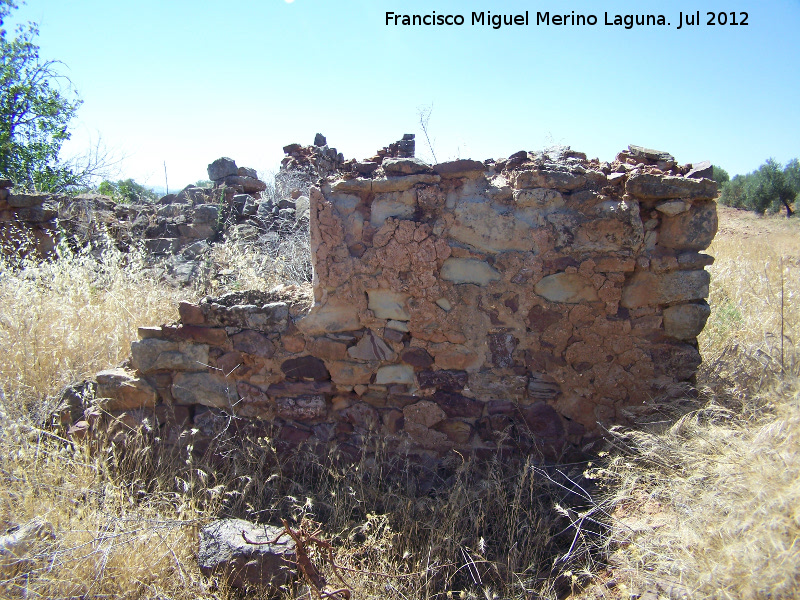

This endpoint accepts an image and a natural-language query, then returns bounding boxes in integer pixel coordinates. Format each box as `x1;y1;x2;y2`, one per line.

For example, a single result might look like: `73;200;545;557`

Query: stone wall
0;161;271;263
0;178;60;257
0;138;345;286
0;135;403;268
76;143;718;463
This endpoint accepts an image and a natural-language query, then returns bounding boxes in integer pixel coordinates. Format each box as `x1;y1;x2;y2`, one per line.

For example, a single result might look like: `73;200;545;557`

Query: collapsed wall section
80;145;718;462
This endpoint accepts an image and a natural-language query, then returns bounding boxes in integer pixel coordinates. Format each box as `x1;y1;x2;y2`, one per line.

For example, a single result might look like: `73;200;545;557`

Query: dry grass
1;206;798;599
0;420;211;598
598;211;800;599
206;221;313;295
0;240;209;598
603;381;800;600
0;241;186;419
700;217;800;394
0;232;583;599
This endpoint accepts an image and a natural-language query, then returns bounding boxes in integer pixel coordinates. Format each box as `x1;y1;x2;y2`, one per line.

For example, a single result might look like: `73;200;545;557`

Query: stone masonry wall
81;144;718;463
0;178;61;257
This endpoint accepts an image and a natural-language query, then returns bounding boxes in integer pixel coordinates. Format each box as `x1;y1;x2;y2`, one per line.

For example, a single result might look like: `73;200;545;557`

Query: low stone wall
0;135;395;271
0;157;274;258
0;178;61;256
79;144;718;463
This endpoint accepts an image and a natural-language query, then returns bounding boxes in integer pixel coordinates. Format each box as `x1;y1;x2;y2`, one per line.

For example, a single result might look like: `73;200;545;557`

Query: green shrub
712;165;730;185
96;178;159;203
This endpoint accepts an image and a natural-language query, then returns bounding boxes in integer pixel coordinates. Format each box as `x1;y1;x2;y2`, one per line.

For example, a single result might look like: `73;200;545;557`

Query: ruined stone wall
79;144;718;463
0;152;313;287
0;178;61;256
0;157;273;259
0;135;352;270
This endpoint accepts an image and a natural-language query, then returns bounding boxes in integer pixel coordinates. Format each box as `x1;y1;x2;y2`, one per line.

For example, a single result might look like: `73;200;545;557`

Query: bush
96;178;159;203
711;164;729;185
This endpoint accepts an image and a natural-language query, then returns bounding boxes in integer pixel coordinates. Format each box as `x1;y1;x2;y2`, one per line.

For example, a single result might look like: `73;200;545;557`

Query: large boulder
198;519;296;589
207;157;238;181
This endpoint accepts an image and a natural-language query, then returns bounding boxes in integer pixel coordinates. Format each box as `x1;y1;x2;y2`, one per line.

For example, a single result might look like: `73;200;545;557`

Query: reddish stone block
487;400;516;415
521;402;565;445
382;409;404;433
432;390;483;419
237;381;270;405
434;419;473;444
179;326;229;346
282;335;306;353
308;337;348;361
155;404;191;427
594;257;636;273
383;328;405;343
149;325;229;346
417;369;468;391
179;301;206;325
214;351;243;376
231;330;275;358
281;356;330;381
340;402;379;430
401;348;434;368
267;381;334;397
278;425;312;447
335;421;355;441
527;305;562;332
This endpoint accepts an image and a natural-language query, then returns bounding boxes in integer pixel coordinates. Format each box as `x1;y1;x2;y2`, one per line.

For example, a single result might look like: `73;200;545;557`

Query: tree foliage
0;1;94;191
711;165;730;185
785;158;800;194
97;178;159;204
719;158;798;217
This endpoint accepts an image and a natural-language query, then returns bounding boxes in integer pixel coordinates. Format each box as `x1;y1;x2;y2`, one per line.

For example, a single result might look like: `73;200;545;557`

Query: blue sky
6;0;800;188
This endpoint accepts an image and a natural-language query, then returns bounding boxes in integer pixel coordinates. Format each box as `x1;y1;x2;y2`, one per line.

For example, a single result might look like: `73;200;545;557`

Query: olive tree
719;158;797;217
745;159;795;217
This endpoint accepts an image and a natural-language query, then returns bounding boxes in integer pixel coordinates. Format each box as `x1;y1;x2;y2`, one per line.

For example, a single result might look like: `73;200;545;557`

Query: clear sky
6;0;800;189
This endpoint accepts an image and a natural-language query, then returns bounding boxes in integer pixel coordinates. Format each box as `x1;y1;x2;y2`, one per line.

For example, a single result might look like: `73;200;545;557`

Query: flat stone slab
625;173;717;200
382;157;432;175
627;144;675;163
367;289;410;320
441;258;501;286
534;273;599;304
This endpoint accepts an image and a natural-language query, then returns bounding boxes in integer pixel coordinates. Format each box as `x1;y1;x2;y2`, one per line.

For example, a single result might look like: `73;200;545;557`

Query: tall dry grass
700;227;800;395
603;381;800;600
0;241;186;420
0;233;585;599
2;207;798;599
600;213;800;599
0;239;210;598
206;220;313;295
